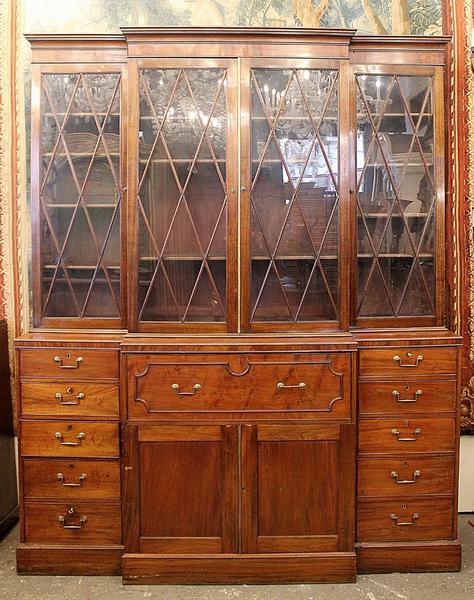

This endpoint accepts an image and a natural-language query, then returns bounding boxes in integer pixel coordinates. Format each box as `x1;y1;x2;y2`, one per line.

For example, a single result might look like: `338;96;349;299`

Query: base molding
16;544;124;575
356;541;462;574
122;552;357;584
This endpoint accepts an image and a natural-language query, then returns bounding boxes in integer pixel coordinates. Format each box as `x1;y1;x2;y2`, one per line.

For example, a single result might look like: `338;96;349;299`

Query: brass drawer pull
53;355;84;369
391;428;421;442
390;512;419;526
58;506;87;529
392;389;422;403
55;388;85;405
57;472;87;487
55;431;85;446
171;383;201;396
276;382;307;390
391;469;421;484
392;353;423;368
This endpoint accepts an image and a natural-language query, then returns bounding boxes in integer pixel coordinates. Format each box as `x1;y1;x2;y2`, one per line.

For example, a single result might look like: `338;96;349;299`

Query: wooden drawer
359;347;457;378
358;456;456;498
358;417;455;454
20;348;118;380
21;421;119;458
24;502;121;545
23;459;121;500
21;382;119;418
127;353;351;419
357;498;455;542
359;380;456;415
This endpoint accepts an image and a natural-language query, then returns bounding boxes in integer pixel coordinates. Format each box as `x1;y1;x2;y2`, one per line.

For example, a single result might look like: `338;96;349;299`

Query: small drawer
357;498;454;542
21;382;119;418
127;353;351;419
21;421;119;458
359;347;457;378
358;455;456;498
23;459;120;500
20;348;118;380
24;502;121;545
359;380;456;415
358;417;455;454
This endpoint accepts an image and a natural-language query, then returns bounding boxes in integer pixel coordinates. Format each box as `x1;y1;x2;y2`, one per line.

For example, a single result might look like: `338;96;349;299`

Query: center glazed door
240;58;350;332
128;58;238;332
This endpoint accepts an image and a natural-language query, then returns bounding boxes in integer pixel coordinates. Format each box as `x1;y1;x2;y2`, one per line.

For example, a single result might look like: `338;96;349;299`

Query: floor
1;517;473;600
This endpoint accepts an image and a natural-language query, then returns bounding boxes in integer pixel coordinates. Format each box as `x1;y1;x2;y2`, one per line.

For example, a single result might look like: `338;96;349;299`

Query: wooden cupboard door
241;423;355;554
122;424;238;554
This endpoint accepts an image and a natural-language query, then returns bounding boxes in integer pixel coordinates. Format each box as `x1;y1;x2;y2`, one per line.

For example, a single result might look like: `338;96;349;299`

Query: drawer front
20;348;118;380
357;498;454;542
24;502;121;545
21;382;119;418
358;456;456;498
359;347;457;378
127;353;350;419
23;459;120;500
21;421;119;458
358;417;455;454
359;380;456;415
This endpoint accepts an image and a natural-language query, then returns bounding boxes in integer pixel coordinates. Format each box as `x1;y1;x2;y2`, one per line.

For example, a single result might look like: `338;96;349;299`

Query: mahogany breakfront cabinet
16;28;461;584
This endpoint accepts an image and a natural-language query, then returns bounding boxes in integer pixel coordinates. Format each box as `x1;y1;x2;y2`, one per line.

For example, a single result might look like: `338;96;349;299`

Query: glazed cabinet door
129;59;238;332
241;58;350;331
122;424;239;554
32;64;125;328
241;423;356;553
353;65;445;327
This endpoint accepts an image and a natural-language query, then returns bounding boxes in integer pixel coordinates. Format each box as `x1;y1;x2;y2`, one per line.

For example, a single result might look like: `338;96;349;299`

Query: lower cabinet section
122;422;356;583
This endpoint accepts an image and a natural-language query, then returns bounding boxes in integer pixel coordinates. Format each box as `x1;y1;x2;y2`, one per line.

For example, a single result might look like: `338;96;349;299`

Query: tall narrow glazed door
131;59;238;332
241;424;355;553
241;59;348;331
32;65;124;327
122;424;239;554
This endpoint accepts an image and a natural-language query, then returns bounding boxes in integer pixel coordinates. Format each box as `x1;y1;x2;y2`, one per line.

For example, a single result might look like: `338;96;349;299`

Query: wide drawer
24;502;121;545
358;417;455;454
358;455;456;498
23;459;121;500
21;421;119;458
357;498;455;542
127;353;351;419
21;382;119;418
359;347;457;378
359;380;456;415
20;348;118;380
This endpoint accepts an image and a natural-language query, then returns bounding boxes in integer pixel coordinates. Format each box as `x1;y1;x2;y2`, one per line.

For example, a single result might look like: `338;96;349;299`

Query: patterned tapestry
24;0;443;36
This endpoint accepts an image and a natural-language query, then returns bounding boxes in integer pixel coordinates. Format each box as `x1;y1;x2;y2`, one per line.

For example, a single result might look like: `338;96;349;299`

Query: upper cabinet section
27;30;450;332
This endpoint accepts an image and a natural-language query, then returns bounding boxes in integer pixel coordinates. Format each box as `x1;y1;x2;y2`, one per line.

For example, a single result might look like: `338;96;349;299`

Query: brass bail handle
392;352;423;368
55;431;86;446
277;382;307;390
391;469;421;485
58;506;87;529
55;387;85;405
392;389;422;403
390;512;420;526
391;427;421;442
57;472;87;488
171;383;201;396
53;355;84;369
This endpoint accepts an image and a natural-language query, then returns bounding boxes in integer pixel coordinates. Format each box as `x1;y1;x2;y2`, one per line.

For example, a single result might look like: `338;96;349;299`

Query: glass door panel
248;66;340;325
38;71;122;321
355;73;437;319
137;67;229;325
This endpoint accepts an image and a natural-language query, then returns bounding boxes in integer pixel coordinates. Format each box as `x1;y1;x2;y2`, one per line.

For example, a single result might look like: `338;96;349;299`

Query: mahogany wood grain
21;382;119;418
357;497;455;542
359;347;457;378
358;380;457;415
24;502;121;545
122;552;357;584
358;417;456;454
127;353;350;419
17;544;123;575
358;455;456;498
20;349;119;380
21;421;119;458
356;540;461;574
23;459;121;500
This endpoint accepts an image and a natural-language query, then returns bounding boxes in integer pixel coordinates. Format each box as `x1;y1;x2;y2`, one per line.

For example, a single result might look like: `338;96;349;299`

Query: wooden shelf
358;253;434;259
